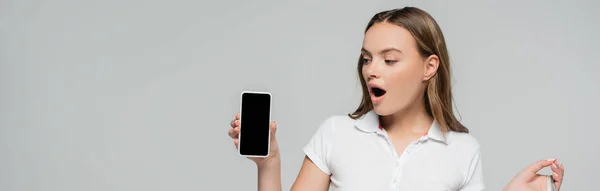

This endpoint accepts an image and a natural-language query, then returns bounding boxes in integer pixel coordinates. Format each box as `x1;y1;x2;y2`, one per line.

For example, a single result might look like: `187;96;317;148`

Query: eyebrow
361;47;402;56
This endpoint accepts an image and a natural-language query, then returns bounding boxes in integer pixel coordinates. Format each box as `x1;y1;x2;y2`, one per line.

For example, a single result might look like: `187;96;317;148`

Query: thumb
270;121;277;139
517;159;555;181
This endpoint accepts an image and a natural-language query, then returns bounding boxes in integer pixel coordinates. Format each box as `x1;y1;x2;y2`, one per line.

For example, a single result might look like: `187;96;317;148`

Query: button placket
377;130;429;190
376;130;402;189
394;139;427;189
391;158;402;189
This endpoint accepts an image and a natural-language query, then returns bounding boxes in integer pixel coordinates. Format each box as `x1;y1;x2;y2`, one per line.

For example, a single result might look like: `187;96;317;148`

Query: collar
354;110;447;144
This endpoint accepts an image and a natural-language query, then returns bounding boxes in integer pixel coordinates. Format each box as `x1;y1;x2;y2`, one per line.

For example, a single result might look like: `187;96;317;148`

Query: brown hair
348;7;469;133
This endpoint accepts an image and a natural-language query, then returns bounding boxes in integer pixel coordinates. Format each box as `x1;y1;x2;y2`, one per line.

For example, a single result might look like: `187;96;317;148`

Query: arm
231;114;333;191
257;117;334;191
290;156;331;191
256;156;330;191
460;148;485;191
257;158;282;191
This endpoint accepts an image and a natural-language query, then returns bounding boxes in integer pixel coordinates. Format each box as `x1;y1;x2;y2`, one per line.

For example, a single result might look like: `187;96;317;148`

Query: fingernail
547;158;556;162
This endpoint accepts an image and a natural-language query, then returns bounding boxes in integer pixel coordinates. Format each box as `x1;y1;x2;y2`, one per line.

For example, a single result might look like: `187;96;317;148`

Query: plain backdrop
1;0;599;190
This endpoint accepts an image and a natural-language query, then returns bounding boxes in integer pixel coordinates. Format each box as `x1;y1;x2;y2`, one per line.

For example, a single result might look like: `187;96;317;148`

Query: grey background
1;0;598;190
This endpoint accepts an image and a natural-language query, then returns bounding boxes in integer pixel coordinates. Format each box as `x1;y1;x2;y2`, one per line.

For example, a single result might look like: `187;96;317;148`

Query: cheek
361;67;368;80
385;62;425;98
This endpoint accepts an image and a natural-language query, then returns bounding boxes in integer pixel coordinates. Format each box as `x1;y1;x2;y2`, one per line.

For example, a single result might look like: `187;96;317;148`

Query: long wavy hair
348;7;468;133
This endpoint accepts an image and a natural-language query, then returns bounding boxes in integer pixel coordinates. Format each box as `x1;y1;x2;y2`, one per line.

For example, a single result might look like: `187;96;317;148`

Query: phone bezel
238;90;271;158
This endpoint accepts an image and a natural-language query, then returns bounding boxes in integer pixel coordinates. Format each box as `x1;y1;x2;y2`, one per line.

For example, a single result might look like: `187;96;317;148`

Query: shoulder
306;114;365;145
445;132;483;174
316;114;359;133
447;131;481;153
302;114;357;158
446;132;485;189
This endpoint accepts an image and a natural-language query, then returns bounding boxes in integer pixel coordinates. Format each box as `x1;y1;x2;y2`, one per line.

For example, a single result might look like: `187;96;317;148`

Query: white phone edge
238;90;271;158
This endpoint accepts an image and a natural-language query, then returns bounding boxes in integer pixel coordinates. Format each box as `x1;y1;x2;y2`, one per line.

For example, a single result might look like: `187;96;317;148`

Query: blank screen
239;92;271;156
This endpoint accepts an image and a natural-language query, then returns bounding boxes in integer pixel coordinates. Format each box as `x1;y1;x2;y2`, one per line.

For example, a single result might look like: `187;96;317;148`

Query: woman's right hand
228;113;280;167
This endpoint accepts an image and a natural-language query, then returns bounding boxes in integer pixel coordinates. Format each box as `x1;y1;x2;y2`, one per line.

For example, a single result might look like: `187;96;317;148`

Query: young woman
227;7;565;191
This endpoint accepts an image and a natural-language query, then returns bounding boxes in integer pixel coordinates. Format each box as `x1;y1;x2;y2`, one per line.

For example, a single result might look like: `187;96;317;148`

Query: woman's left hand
503;159;564;191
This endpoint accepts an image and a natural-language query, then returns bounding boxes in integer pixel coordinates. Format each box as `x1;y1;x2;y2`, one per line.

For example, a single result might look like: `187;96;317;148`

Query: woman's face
361;22;438;116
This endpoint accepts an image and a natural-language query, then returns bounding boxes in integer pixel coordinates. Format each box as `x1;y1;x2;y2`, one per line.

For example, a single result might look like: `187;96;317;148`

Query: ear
423;54;439;81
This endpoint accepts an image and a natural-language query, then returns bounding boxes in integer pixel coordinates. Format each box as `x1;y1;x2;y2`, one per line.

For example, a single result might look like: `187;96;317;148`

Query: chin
372;104;395;116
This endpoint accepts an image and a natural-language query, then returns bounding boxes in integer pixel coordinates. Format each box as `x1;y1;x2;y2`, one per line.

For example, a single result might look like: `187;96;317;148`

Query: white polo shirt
303;110;485;191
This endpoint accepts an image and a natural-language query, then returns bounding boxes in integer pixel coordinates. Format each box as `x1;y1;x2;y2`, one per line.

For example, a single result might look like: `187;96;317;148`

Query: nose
364;61;380;80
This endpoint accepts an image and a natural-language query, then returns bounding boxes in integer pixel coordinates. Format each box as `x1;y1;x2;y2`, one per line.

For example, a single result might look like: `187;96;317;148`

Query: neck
379;98;433;135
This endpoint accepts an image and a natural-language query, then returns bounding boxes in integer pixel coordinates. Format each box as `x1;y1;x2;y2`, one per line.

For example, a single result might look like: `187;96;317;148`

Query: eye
385;60;398;65
362;58;372;65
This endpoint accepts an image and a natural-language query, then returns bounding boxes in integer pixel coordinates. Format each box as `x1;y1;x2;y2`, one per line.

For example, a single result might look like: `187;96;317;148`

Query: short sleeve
303;116;336;175
460;148;485;191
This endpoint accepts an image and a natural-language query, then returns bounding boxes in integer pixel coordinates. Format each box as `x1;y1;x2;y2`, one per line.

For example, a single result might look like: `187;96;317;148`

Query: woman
227;7;564;191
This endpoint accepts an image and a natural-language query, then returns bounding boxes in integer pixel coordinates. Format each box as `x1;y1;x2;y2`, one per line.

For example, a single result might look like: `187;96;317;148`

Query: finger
552;172;560;183
228;127;240;139
228;127;235;138
554;159;564;175
235;113;240;120
231;120;239;129
516;159;555;181
230;119;240;128
553;172;561;191
234;139;239;149
556;164;565;190
270;121;277;138
556;164;564;181
526;159;555;174
550;162;563;190
551;162;559;174
552;163;563;181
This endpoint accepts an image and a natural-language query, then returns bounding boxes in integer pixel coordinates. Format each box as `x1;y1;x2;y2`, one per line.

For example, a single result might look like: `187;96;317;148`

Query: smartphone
238;91;272;157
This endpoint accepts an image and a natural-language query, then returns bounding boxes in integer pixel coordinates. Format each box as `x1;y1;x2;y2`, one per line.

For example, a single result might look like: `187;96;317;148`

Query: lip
367;82;386;103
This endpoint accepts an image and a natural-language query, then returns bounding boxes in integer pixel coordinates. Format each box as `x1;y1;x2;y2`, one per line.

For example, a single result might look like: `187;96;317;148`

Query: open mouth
370;87;387;97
